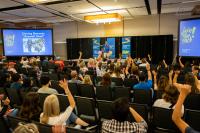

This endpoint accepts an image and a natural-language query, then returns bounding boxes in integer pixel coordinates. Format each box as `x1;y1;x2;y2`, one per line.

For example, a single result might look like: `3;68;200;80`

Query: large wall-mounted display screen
2;29;53;56
178;18;200;57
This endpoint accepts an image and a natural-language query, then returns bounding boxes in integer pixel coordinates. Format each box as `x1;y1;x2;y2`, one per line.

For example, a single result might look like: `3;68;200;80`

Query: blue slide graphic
106;38;115;58
122;37;131;59
3;29;53;56
179;19;200;57
92;38;100;58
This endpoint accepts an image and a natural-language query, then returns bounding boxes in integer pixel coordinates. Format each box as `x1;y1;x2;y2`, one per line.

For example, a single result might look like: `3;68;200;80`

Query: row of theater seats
0;115;96;133
2;93;200;133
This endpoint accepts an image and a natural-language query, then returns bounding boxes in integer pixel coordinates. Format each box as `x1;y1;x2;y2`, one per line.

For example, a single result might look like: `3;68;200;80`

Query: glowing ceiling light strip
84;13;122;24
27;0;49;3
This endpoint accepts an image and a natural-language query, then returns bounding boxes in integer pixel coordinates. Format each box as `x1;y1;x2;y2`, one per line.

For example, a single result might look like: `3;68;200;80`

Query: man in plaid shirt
101;98;148;133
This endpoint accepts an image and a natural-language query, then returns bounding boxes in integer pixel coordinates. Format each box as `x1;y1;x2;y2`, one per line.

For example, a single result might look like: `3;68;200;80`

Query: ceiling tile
0;0;22;9
90;0;145;10
0;12;23;20
128;7;148;16
4;7;54;18
47;1;100;15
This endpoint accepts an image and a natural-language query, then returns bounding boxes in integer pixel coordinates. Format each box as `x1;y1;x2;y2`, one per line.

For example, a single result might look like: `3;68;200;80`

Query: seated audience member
173;72;200;93
21;57;31;68
40;79;89;127
79;61;88;76
69;70;82;84
10;73;23;90
139;58;147;67
111;65;124;79
172;84;200;133
87;58;96;68
0;73;11;88
102;97;148;133
96;62;104;77
99;72;115;87
54;57;65;71
185;73;200;93
152;70;169;91
37;76;58;94
13;123;39;133
22;77;37;92
153;85;184;114
133;63;152;90
16;92;41;121
179;56;192;73
8;62;17;74
82;75;93;85
0;95;10;118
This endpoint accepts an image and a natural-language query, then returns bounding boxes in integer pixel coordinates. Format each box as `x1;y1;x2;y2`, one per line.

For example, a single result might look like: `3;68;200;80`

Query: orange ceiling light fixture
84;13;123;24
26;0;49;3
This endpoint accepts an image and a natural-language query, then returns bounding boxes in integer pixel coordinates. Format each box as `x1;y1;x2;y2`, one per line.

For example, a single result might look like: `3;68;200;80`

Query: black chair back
68;83;79;96
185;109;200;131
38;93;49;109
133;89;152;106
96;85;112;101
184;94;200;110
123;78;138;88
7;115;28;130
0;118;9;133
129;103;148;122
97;100;113;121
113;86;130;100
33;121;53;133
153;107;178;132
79;84;95;99
6;88;22;107
75;96;97;123
111;77;123;86
56;94;70;112
96;76;102;85
154;90;164;101
50;80;65;94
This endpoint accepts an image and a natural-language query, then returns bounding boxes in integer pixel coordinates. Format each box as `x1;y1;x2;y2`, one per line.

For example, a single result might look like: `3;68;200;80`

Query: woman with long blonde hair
40;79;88;126
82;75;93;85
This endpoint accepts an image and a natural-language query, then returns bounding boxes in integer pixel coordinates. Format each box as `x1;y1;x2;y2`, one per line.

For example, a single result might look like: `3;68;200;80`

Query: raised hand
152;70;157;76
169;70;174;77
59;79;68;91
146;63;151;71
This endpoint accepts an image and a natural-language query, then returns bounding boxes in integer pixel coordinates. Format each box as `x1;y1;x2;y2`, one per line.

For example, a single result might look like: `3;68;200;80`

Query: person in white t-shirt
40;79;89;127
153;84;184;115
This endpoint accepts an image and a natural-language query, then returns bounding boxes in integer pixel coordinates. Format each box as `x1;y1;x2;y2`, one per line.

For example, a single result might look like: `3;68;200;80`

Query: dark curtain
66;35;173;64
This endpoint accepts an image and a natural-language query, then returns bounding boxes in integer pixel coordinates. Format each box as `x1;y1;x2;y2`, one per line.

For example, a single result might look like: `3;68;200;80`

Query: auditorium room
0;0;200;133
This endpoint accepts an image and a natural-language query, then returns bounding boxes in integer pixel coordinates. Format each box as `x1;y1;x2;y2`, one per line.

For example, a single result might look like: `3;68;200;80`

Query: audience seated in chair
101;97;148;133
10;73;23;90
40;79;89;127
37;76;58;94
14;92;42;122
69;70;82;84
99;72;115;87
153;84;184;115
133;63;153;91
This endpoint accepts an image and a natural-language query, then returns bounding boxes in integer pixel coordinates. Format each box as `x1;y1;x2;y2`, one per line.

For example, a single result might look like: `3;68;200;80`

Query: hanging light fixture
26;0;50;3
84;13;123;24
